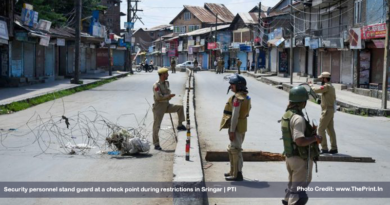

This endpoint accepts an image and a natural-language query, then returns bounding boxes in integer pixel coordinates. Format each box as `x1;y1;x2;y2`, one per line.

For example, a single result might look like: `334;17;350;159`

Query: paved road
0;72;187;205
195;72;390;205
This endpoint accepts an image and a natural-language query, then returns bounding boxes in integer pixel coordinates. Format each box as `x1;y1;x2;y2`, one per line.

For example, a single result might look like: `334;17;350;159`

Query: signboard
125;32;132;42
207;42;218;49
196;36;200;44
89;10;100;36
188;40;195;48
124;22;134;29
217;32;232;52
231;42;240;49
200;39;205;46
305;37;310;46
361;23;386;39
148;46;153;53
37;19;52;31
349;28;362;49
39;35;50;46
239;44;252;52
90;44;96;49
309;39;319;49
279;52;288;73
21;8;38;27
359;51;371;88
162;47;166;53
274;28;283;39
188;46;193;55
178;41;183;51
285;39;291;48
119;39;126;47
57;38;65;46
0;20;9;41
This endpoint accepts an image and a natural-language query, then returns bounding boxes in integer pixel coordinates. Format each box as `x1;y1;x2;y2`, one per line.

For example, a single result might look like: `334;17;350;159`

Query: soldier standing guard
171;58;176;73
220;74;251;181
281;86;322;205
236;58;242;74
193;58;198;72
311;71;337;154
152;68;186;150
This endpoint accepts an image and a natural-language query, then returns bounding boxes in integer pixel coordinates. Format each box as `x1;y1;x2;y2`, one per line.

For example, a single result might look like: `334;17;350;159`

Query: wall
172;9;202;32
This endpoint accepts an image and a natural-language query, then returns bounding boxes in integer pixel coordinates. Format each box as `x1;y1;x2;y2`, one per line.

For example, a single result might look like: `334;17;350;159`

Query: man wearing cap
220;74;251;181
281;86;322;205
152;68;186;150
236;58;242;74
312;71;337;154
171;58;176;73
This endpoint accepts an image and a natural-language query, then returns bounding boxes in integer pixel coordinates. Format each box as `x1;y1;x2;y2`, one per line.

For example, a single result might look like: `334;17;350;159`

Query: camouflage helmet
289;86;308;102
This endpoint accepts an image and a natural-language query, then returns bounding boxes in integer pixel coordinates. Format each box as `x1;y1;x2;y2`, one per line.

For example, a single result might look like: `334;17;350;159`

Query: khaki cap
157;67;169;74
318;71;331;78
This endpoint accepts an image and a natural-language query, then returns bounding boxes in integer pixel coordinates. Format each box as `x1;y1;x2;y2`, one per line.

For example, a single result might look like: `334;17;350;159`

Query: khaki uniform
284;114;313;205
216;60;223;74
193;59;198;72
237;60;242;74
220;92;251;178
171;59;176;73
152;80;185;146
313;83;337;151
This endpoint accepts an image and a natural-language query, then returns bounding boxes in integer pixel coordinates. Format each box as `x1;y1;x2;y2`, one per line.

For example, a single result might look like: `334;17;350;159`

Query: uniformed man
220;74;251;181
153;68;186;150
236;58;242;74
312;71;337;154
193;58;198;72
281;86;322;205
171;58;176;73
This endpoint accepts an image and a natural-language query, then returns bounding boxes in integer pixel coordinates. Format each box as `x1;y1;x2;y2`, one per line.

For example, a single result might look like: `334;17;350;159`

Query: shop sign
207;42;218;49
361;23;386;39
349;28;362;49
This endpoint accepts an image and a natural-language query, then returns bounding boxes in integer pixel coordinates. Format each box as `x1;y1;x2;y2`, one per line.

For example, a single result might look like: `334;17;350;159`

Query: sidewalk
246;71;390;116
0;71;128;106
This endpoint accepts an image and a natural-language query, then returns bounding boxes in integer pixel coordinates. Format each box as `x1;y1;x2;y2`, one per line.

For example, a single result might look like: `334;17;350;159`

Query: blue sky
120;0;279;29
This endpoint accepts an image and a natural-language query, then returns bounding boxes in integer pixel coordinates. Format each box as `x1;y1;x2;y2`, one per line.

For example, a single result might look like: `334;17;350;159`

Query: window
354;0;362;24
174;26;186;34
184;12;191;21
150;32;154;37
188;25;200;32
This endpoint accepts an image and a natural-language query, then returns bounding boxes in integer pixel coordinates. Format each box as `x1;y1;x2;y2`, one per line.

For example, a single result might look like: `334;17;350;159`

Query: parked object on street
137;63;154;72
176;61;201;71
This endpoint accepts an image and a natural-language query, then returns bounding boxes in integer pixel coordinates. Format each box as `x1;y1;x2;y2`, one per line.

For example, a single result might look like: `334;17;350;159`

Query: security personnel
236;58;242;74
193;58;198;72
171;58;176;73
220;74;251;181
312;72;337;154
153;68;186;150
281;86;322;205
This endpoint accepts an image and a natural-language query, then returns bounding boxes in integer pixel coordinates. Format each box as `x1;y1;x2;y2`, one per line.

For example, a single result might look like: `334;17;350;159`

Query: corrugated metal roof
184;5;224;24
237;13;258;24
204;3;234;23
181;24;230;36
147;25;172;31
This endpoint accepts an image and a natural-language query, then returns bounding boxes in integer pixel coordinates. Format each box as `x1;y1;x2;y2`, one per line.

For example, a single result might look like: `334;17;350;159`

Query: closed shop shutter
370;48;384;84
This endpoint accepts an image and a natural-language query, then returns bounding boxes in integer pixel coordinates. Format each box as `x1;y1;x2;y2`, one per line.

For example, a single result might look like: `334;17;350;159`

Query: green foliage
15;0;104;27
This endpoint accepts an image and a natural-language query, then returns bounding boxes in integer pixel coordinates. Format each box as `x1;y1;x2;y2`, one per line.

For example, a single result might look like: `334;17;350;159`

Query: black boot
177;125;186;131
224;172;231;177
225;172;243;181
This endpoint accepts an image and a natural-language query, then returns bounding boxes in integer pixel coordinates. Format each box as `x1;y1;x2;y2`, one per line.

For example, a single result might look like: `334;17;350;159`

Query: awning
267;38;285;47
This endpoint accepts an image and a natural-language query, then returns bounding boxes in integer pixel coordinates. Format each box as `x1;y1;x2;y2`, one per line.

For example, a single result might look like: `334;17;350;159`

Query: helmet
289;86;309;102
229;73;246;86
228;74;247;92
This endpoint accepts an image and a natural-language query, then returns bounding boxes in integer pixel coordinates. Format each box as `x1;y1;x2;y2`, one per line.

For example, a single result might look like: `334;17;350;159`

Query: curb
0;73;129;107
249;74;390;117
172;70;205;205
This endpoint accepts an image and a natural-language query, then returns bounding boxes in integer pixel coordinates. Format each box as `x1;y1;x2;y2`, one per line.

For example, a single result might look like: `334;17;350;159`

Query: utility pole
255;1;261;74
215;13;218;67
126;0;133;74
160;32;163;67
127;0;142;74
107;30;112;76
382;0;389;109
73;0;81;84
289;0;294;84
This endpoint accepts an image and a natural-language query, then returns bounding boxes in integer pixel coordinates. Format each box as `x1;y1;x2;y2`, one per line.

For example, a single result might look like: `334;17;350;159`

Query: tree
15;0;103;27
